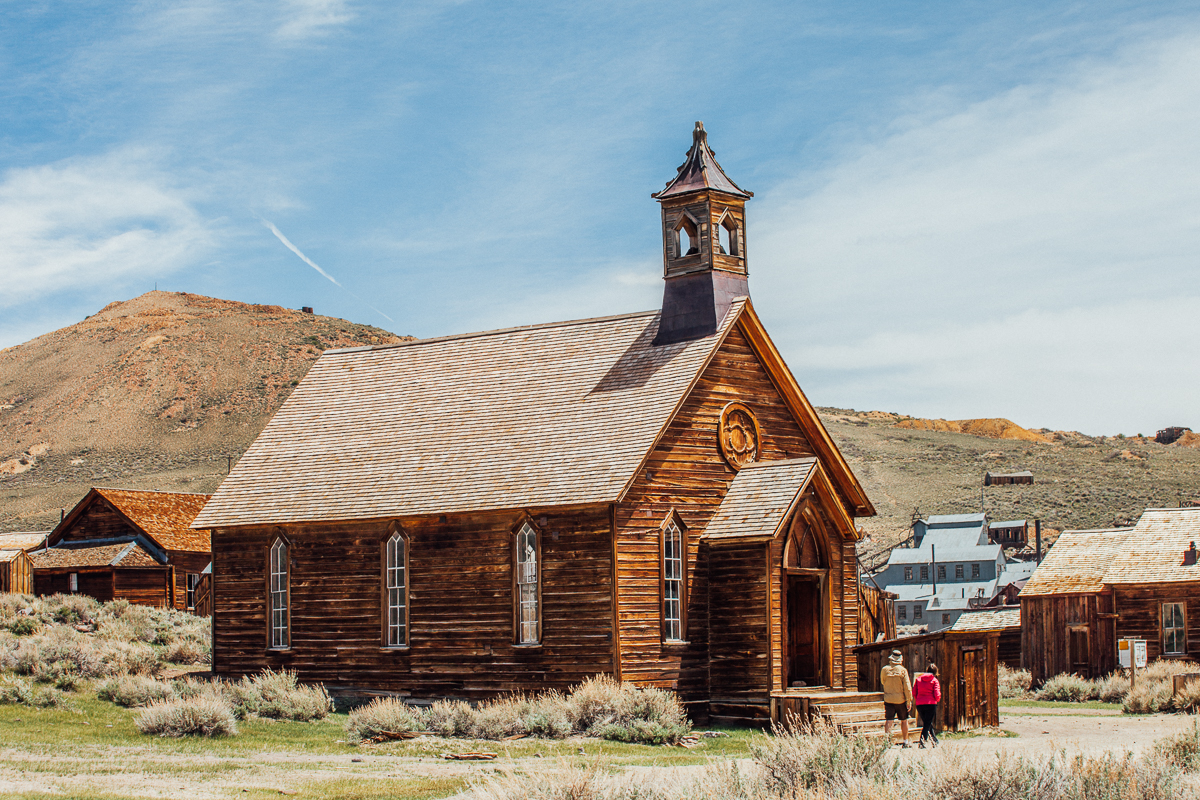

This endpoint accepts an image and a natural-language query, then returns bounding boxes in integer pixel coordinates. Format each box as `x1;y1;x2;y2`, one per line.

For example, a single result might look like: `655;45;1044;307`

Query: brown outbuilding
30;488;212;612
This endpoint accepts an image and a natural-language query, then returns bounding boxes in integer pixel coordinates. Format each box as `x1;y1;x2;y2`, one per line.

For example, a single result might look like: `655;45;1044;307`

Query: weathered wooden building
0;549;33;594
30;488;212;612
950;607;1021;670
855;629;1000;731
1021;508;1200;684
193;123;879;723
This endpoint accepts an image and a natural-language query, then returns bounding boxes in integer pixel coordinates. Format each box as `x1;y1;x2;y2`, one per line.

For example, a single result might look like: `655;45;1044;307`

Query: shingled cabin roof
53;489;211;553
950;607;1020;632
29;539;164;569
1102;508;1200;585
702;458;817;542
0;531;49;551
1019;528;1131;596
195;300;872;529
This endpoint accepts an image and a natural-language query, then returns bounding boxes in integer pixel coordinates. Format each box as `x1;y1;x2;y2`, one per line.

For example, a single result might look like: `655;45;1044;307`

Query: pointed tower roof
653;122;753;200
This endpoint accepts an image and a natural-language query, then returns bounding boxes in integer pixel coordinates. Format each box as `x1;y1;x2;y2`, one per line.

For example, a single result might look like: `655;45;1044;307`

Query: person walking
914;663;941;748
880;649;912;746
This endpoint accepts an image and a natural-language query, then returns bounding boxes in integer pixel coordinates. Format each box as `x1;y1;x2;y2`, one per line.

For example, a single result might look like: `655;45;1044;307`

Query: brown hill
0;292;408;531
893;417;1052;443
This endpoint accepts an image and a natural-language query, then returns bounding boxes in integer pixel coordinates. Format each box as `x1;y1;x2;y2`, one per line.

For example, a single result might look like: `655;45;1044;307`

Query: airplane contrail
260;218;394;324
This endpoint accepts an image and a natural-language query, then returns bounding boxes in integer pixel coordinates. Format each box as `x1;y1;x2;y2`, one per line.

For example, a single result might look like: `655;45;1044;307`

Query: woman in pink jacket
913;663;941;748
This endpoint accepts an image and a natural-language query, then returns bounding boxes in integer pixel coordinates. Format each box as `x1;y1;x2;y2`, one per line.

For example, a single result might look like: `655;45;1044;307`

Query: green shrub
424;699;475;737
8;617;38;637
0;676;68;708
1124;680;1174;714
1035;673;1095;702
228;669;332;721
564;675;690;744
98;675;176;708
345;698;424;743
163;639;207;664
135;697;237;737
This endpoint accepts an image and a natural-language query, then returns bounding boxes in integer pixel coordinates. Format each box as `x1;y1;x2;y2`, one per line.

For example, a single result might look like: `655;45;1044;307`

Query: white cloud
0;151;212;308
276;0;354;40
752;30;1200;433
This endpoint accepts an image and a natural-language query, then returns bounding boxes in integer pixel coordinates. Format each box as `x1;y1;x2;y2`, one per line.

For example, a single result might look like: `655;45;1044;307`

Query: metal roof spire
653;122;752;200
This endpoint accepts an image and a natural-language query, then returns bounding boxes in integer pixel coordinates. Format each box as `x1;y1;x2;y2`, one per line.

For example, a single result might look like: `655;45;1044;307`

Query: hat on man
888;649;903;664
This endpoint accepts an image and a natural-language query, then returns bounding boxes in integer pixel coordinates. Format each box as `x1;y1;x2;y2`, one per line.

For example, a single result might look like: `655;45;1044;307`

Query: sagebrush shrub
424;699;476;737
1035;673;1095;703
1125;680;1174;714
345;698;424;742
754;718;891;794
226;669;332;721
1154;719;1200;772
8;617;38;637
0;676;67;708
135;697;237;737
98;675;176;708
163;639;206;664
1095;672;1130;704
998;664;1032;699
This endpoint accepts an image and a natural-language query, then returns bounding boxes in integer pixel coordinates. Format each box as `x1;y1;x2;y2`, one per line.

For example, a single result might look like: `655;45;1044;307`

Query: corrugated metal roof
195;305;742;528
90;489;211;553
1102;508;1200;584
990;520;1026;529
0;532;49;551
701;458;816;541
1019;528;1131;596
926;513;986;525
951;607;1020;632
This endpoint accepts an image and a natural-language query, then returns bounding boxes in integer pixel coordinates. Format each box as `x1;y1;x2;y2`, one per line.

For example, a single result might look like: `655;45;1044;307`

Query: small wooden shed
0;550;33;594
951;607;1021;670
855;629;1000;731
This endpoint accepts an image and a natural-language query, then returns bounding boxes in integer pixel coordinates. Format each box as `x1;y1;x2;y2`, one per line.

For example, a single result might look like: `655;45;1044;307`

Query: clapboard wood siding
1112;582;1200;663
1021;593;1116;683
706;541;770;720
614;326;815;701
0;552;32;595
212;507;614;696
168;551;214;612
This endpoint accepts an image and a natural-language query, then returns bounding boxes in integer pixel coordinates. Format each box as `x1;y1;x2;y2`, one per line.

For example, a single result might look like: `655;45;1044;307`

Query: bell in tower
652;122;753;345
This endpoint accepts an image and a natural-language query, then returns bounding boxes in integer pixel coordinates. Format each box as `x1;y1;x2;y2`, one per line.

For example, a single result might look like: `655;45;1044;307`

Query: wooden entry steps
771;689;918;741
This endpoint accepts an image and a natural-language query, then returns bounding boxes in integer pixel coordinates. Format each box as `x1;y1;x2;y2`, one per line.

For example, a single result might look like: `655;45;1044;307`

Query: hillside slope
0;292;407;531
821;408;1200;550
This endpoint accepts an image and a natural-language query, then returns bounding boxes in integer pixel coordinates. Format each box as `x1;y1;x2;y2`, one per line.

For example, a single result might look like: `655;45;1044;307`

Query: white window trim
384;529;408;648
662;516;686;643
515;521;540;645
268;538;290;650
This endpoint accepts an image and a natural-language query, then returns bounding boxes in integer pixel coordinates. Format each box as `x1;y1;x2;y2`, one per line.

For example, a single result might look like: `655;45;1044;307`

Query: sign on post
1118;639;1147;669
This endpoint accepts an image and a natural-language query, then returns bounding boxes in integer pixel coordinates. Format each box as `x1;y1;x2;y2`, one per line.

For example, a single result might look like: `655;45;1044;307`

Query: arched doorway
783;506;829;688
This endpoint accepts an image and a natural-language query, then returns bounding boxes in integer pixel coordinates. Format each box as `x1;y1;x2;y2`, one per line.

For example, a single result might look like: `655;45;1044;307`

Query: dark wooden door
959;646;985;729
1069;628;1090;677
787;579;821;687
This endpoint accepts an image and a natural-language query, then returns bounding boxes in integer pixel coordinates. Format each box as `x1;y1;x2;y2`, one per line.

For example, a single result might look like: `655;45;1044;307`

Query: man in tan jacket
880;649;912;746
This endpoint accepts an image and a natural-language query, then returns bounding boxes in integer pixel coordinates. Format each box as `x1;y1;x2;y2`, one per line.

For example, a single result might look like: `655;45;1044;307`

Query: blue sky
2;1;1199;435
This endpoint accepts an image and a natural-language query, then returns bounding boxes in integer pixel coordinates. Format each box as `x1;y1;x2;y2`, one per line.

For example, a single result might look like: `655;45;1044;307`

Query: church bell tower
652;122;753;345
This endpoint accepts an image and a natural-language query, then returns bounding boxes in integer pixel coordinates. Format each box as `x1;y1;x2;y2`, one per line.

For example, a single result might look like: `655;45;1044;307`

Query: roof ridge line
325;310;660;355
94;487;212;497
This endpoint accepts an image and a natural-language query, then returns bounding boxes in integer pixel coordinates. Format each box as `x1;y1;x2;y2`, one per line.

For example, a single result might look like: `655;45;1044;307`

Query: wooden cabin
193;123;878;724
0;550;33;594
1020;508;1200;684
30;488;212;612
1019;527;1127;682
855;629;1000;731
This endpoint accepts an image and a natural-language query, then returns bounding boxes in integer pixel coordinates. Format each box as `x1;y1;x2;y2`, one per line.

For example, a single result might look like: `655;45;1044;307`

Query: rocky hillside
0;292;408;531
821;408;1200;552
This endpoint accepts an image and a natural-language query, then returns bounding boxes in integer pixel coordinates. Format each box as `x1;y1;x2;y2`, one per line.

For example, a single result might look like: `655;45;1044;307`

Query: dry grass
97;675;176;708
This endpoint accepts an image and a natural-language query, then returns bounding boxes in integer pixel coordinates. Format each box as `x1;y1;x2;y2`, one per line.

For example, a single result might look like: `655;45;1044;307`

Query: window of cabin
268;538;290;650
1164;602;1187;656
955;564;964;580
938;565;946;581
920;565;929;582
972;563;981;579
69;573;78;593
186;573;200;610
913;605;923;620
516;522;540;645
904;566;913;581
384;530;408;647
662;517;686;642
898;605;907;620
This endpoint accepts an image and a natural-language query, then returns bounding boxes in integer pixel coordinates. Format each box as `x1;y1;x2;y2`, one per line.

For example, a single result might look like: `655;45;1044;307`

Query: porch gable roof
701;457;817;542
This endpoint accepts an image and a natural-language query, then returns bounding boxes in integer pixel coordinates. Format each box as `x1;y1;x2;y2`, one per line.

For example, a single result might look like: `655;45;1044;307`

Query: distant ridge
893;417;1051;443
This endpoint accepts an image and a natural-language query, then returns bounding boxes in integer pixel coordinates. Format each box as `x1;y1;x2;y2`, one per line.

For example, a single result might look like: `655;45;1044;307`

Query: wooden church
193;123;878;724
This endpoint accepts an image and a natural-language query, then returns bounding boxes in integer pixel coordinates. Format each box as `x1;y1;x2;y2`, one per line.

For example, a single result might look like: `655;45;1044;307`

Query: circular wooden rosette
718;401;760;469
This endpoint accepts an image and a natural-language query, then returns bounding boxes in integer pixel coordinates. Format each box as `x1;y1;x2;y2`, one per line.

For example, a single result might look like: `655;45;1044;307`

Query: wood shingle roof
195;305;744;528
702;458;817;542
1102;508;1200;584
29;540;164;569
1019;528;1131;596
55;489;212;553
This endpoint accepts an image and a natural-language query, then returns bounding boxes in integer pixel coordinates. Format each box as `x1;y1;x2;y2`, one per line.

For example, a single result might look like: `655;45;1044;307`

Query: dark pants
917;704;938;745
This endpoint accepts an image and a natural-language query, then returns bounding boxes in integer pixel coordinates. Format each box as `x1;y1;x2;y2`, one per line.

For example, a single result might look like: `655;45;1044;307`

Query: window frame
898;604;907;620
971;563;981;579
955;564;964;580
920;565;929;582
185;573;200;611
1163;601;1187;656
381;524;410;649
513;519;542;646
913;605;923;620
660;512;688;644
942;613;951;625
938;564;946;581
904;566;913;582
266;534;291;651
